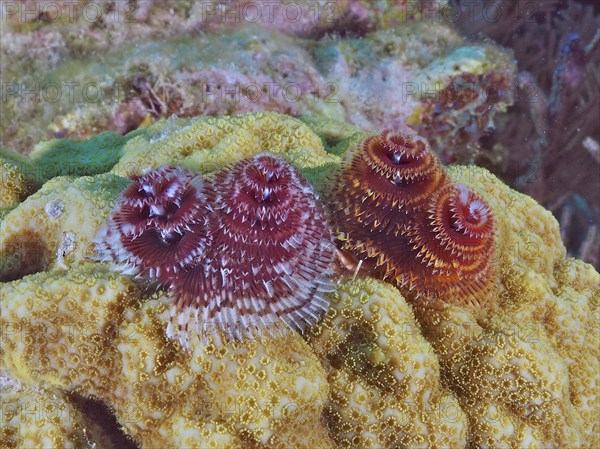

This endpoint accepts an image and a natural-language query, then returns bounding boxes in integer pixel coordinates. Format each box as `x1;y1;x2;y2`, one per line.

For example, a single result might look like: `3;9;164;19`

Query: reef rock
2;6;515;171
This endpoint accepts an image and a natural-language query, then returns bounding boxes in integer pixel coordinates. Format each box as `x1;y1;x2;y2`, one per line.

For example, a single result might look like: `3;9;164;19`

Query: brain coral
0;112;598;448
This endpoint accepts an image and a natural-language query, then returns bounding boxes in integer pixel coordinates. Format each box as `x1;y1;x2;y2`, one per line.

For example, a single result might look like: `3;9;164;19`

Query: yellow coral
307;277;468;448
0;174;129;281
0;264;332;449
0;148;39;212
299;114;364;145
0;113;598;448
407;165;599;448
0;371;100;449
111;112;339;178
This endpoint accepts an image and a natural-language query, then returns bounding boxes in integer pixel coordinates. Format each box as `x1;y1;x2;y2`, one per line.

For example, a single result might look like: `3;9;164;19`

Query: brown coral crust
0;230;48;282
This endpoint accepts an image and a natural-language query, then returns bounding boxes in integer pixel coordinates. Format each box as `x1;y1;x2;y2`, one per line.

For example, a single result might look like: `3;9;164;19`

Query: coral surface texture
1;112;598;449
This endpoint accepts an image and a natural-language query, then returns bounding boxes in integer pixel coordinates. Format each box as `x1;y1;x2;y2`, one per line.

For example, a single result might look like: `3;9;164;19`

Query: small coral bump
169;153;336;347
94;166;212;281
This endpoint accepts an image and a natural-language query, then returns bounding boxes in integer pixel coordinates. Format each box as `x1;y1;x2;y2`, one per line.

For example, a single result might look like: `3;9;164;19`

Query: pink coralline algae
96;154;335;347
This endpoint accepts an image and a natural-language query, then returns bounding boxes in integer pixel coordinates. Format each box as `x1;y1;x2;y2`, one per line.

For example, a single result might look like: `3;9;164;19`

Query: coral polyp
95;166;211;280
328;130;495;306
168;153;336;345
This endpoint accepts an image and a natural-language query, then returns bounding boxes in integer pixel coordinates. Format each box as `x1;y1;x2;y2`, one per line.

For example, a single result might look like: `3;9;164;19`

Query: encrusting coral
110;112;340;185
0;370;106;449
0;174;129;282
0;147;39;214
0;264;333;449
1;112;598;448
306;277;469;448
2;11;516;175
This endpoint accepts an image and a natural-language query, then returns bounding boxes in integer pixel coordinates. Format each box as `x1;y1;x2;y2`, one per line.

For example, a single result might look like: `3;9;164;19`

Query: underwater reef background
0;1;599;448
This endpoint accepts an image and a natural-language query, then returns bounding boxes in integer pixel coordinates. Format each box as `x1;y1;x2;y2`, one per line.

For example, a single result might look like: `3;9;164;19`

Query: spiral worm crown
328;130;495;306
407;183;496;304
95;166;212;282
168;153;336;345
96;156;335;347
328;130;448;264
